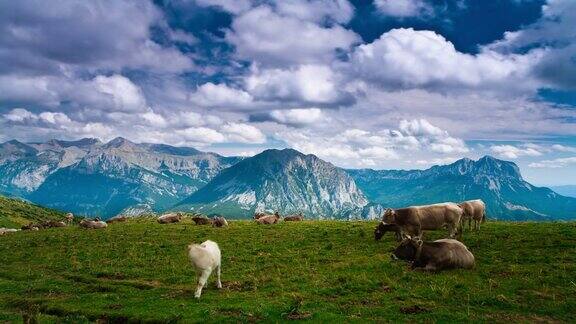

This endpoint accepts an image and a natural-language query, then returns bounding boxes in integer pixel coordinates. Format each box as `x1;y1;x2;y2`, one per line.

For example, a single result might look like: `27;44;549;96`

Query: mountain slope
0;195;65;228
176;149;368;218
0;139;92;196
348;156;576;220
29;137;240;218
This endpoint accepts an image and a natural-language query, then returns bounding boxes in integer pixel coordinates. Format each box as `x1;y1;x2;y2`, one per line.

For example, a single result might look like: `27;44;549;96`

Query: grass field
1;219;575;323
0;196;65;228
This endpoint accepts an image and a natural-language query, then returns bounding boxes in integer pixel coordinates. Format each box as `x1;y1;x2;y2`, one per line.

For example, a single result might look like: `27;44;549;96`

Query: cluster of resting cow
2;200;485;299
375;199;486;272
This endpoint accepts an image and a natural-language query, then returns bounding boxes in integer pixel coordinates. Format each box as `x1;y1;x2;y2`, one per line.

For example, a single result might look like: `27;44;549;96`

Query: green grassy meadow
1;219;575;323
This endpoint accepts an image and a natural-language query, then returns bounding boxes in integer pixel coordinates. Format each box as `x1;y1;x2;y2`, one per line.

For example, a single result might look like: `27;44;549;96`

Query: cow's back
433;239;475;269
414;203;460;230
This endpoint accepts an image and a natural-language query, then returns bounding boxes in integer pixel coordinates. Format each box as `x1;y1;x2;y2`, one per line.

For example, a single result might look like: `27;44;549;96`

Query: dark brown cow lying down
191;216;212;225
382;203;463;239
393;237;475;271
458;199;486;231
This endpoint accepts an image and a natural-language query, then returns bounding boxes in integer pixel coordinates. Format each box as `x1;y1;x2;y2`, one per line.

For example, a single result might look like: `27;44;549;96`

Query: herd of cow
1;199;487;299
376;199;486;272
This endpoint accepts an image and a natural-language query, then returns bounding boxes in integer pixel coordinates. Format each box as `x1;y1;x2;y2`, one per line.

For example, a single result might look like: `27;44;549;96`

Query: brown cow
43;220;67;228
212;216;228;227
382;203;463;239
107;215;129;224
157;213;182;224
255;212;281;225
458;199;486;231
284;213;304;222
79;219;108;229
374;222;402;241
253;212;267;220
191;215;212;225
392;237;475;271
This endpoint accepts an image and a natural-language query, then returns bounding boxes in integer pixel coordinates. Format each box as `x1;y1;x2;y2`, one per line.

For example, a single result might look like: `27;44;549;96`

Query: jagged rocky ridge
348;156;576;220
176;149;368;218
0;138;240;217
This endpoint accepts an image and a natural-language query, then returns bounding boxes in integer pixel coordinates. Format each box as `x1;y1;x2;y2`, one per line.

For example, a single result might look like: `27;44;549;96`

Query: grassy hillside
0;195;66;228
1;220;575;322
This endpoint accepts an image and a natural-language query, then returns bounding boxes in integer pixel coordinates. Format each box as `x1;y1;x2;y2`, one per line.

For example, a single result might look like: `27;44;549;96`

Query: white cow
187;240;222;298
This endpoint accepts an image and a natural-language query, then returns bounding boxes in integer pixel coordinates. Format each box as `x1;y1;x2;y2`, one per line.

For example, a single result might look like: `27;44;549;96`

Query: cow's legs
195;269;212;298
216;265;222;289
468;218;472;231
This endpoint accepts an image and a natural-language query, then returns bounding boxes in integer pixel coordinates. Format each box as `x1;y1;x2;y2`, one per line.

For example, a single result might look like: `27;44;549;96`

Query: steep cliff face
177;149;368;218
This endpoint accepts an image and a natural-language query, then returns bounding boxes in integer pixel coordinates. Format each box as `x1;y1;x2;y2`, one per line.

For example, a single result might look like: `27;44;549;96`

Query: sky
0;0;575;185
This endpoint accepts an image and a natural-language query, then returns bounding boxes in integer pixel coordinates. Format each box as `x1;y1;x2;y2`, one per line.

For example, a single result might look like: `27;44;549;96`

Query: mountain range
0;138;239;217
1;138;575;220
347;156;576;220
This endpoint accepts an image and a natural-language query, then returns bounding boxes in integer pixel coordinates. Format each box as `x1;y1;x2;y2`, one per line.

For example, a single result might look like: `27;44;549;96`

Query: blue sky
0;0;575;185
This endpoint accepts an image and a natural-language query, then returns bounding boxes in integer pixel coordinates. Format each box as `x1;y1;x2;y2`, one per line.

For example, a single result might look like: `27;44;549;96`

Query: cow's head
382;208;395;223
392;237;423;261
374;222;398;241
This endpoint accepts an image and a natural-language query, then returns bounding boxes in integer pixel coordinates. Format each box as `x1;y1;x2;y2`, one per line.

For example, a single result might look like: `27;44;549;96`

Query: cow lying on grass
212;216;228;227
187;240;222;298
79;219;108;229
157;213;182;224
284;213;304;221
0;228;19;235
255;212;281;224
253;212;267;220
21;220;66;230
393;237;475;271
459;199;486;231
191;215;211;225
107;215;128;224
382;203;463;239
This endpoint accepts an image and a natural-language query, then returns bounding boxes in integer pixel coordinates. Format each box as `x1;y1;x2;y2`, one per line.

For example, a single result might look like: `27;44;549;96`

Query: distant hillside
348;156;576;220
176;149;368;218
550;185;576;198
0;138;241;218
0;195;65;228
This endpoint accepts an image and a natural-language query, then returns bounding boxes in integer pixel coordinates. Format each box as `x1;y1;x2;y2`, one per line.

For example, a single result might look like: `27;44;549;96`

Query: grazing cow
255;212;281;225
191;215;212;225
284;213;304;222
187;240;222;298
392;237;475;271
157;213;182;224
382;203;463;239
458;199;486;231
212;216;228;228
79;219;108;229
0;228;20;235
107;215;128;224
374;222;402;241
65;213;74;223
